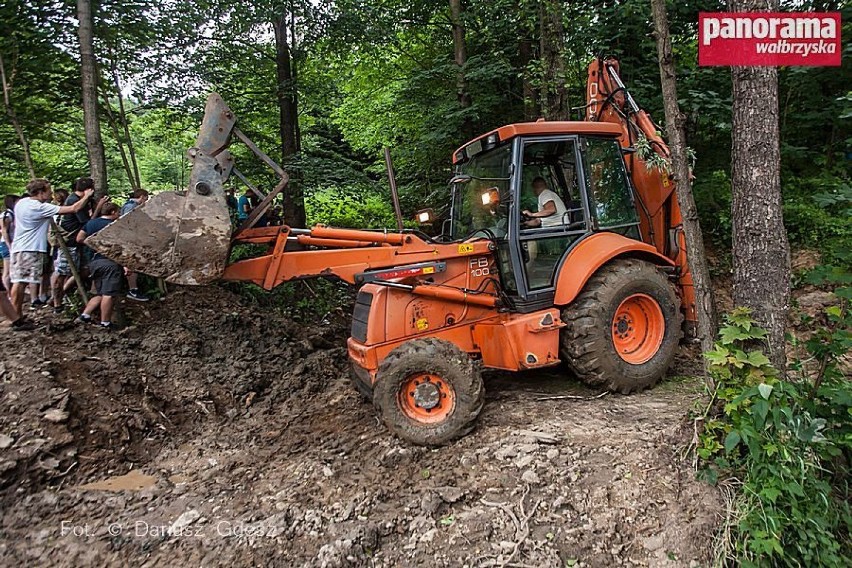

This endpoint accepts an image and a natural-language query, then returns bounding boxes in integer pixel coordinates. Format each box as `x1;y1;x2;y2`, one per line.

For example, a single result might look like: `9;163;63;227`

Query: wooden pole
50;220;89;304
383;147;404;231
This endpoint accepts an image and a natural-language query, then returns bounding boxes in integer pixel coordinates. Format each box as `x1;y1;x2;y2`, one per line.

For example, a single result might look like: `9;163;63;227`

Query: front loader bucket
87;94;236;285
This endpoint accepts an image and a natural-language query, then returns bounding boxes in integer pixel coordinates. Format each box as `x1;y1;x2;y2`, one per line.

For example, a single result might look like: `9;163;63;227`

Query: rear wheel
560;258;682;393
373;338;484;446
349;362;374;401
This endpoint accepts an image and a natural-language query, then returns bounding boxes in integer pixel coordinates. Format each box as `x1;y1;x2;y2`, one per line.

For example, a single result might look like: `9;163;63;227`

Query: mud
1;286;721;567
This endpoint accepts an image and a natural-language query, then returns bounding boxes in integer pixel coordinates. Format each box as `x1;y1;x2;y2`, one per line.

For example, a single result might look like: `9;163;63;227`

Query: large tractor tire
373;338;484;446
349;362;374;401
560;258;682;393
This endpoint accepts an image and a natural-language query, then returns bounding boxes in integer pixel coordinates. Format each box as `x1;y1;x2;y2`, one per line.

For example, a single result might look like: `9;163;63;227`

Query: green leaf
720;326;750;345
748;351;772;367
758;383;773;399
439;515;455;526
724;430;741;452
704;348;729;365
749;327;768;339
752;399;770;426
728;307;753;326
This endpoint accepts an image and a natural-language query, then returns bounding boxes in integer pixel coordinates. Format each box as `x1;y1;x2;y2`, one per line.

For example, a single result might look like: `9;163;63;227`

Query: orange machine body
223;217;667;385
586;58;696;324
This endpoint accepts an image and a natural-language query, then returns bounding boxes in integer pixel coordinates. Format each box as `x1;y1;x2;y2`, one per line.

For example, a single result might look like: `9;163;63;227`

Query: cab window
581;138;638;228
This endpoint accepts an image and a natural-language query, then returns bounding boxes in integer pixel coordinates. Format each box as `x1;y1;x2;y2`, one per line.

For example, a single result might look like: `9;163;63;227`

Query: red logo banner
698;12;841;67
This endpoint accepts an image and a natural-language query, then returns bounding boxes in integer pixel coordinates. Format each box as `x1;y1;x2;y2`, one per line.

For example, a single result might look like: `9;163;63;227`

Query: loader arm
88;93;502;309
586;58;696;324
223;224;500;307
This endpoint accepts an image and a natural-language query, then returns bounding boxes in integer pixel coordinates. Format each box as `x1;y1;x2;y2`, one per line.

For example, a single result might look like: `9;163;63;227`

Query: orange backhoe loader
90;58;696;446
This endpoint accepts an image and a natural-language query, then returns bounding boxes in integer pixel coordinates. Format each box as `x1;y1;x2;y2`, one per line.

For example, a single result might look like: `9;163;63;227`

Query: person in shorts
50;187;76;312
0;275;32;330
76;203;122;329
10;179;93;317
1;194;21;295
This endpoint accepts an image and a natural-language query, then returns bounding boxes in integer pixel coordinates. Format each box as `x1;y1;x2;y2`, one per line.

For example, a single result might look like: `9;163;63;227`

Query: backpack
1;210;14;241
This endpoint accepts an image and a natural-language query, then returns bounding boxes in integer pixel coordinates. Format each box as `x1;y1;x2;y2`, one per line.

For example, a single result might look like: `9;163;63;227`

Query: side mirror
449;174;472;185
414;208;435;225
480;187;500;207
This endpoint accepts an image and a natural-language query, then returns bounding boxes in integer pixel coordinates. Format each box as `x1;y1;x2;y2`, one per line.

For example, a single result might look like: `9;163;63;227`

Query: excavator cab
450;123;641;310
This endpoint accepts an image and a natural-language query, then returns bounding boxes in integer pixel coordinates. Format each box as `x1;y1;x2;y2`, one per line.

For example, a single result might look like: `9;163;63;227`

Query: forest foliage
699;300;851;566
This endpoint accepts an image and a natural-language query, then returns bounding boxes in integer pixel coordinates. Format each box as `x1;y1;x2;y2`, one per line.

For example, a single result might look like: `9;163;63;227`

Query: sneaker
30;299;47;309
11;318;35;331
126;289;151;302
76;314;93;324
53;306;64;314
98;322;115;330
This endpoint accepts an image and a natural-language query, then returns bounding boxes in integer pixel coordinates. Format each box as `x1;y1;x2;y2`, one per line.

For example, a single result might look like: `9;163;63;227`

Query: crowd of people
0;181;288;332
0;178;151;332
227;187;283;227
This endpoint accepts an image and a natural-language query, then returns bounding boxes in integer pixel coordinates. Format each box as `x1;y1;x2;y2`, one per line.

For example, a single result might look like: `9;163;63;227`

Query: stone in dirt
170;509;201;531
42;409;69;423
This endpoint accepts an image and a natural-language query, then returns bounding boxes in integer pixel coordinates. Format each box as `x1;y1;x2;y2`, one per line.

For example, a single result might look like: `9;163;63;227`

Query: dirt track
0;286;721;567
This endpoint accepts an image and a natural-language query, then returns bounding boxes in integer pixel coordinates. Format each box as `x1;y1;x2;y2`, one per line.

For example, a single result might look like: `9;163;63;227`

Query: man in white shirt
10;178;94;316
522;177;568;228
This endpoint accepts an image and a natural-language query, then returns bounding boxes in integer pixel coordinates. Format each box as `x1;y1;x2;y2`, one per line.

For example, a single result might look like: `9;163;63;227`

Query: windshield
450;143;512;240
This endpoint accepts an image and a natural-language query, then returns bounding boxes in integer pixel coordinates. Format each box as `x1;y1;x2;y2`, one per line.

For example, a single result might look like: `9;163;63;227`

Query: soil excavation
0;287;721;567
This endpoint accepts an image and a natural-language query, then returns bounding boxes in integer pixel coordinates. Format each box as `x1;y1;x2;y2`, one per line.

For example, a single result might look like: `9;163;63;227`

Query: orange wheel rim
611;293;665;364
398;373;456;424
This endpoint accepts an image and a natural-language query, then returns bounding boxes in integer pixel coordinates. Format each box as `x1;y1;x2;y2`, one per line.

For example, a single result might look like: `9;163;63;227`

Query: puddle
77;470;157;492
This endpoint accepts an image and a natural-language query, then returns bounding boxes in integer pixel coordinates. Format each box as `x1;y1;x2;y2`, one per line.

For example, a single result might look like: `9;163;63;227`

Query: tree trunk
0;53;36;179
273;13;305;227
112;67;141;190
730;0;790;372
538;0;567;120
290;11;302;155
650;0;718;375
449;0;472;138
76;0;107;194
101;89;135;190
518;38;538;120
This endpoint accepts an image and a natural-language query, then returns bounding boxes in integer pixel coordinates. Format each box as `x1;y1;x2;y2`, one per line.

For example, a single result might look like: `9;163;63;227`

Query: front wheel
373;338;484;446
560;258;682;393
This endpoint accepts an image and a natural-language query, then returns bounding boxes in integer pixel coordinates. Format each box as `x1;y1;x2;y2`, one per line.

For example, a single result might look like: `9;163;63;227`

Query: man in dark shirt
55;177;107;309
60;178;99;237
75;203;122;329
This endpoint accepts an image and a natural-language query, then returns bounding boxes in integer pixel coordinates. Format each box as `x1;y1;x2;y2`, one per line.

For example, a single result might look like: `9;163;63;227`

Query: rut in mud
0;286;721;567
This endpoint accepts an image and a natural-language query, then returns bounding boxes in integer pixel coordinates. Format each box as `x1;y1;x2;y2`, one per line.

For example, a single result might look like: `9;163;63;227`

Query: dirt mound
0;286;346;500
0;286;721;567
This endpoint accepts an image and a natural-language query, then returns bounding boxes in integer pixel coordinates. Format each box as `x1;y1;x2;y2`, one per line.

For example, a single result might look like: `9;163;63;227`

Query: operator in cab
522;177;568;228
